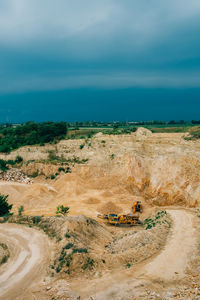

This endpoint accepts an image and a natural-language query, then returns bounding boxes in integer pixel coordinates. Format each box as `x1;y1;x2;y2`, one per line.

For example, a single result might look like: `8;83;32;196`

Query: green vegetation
53;236;92;275
56;205;70;216
66;120;199;136
30;171;39;178
0;120;196;155
0;156;23;172
18;205;24;216
0;255;9;265
110;153;115;160
45;151;88;166
72;248;88;254
0;243;8;250
0;194;12;216
45;166;72;180
58;167;65;172
33;216;42;224
65;233;71;238
0;122;67;153
82;257;94;270
102;127;137;135
184;127;200;140
143;211;168;230
0;160;8;172
80;143;85;149
0;242;10;265
15;156;23;163
63;243;73;250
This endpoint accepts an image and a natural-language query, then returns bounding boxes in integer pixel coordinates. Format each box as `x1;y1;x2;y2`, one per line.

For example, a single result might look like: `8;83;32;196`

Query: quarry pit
0;129;200;299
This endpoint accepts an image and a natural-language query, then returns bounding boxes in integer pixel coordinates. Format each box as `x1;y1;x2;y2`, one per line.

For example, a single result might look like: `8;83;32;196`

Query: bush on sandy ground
0;243;10;266
0;194;13;217
184;126;200;140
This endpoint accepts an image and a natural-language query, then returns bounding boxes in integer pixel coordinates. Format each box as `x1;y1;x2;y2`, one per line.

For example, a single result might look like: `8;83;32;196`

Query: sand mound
101;191;113;197
95;132;103;138
136;127;152;138
84;197;101;204
98;201;122;214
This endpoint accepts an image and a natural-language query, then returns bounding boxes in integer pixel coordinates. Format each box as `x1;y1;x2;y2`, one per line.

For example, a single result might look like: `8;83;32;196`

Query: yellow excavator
132;201;142;213
97;213;142;226
97;200;143;226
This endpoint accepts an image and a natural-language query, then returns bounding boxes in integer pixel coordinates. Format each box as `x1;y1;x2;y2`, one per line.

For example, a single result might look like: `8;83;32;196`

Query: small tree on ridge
0;194;12;216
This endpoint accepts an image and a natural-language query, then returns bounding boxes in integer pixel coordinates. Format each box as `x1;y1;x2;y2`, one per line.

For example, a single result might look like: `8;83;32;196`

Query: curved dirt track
0;210;197;300
0;223;51;300
78;210;197;300
142;209;196;281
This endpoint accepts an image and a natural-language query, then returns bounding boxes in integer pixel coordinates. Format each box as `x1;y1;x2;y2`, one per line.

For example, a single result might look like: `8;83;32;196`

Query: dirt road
77;209;197;299
142;209;196;281
0;223;51;300
0;210;197;300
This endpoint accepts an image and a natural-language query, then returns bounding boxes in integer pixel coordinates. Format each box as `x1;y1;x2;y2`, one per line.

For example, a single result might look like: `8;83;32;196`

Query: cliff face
124;154;200;207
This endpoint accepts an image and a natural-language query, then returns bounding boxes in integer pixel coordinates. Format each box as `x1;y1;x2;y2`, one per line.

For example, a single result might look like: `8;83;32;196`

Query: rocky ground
0;169;33;184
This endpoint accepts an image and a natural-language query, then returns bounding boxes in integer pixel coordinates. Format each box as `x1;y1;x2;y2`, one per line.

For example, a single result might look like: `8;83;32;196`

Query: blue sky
0;0;200;122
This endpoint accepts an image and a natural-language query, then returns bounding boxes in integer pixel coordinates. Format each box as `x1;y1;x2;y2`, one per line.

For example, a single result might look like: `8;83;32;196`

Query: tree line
0;121;67;153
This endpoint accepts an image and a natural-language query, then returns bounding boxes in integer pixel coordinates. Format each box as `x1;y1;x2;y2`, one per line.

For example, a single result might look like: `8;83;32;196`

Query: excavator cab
132;201;142;213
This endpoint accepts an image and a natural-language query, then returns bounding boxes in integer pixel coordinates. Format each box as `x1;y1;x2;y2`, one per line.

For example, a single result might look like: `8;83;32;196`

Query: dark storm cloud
0;0;200;92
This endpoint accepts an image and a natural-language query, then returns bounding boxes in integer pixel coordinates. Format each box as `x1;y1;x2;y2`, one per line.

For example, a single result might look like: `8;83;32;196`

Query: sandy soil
141;210;196;281
72;210;197;299
0;224;52;300
0;210;198;299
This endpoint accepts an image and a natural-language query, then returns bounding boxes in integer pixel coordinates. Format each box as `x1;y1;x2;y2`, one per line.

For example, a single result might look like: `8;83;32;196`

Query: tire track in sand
0;223;51;300
80;210;197;299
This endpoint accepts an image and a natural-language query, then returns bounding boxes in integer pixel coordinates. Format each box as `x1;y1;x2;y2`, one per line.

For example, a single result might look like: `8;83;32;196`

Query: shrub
0;255;8;265
73;248;88;254
30;171;39;178
0;194;12;216
110;153;115;160
144;211;167;230
0;159;8;172
65;233;71;238
33;216;42;224
65;167;71;173
82;258;94;270
185;127;200;140
63;243;73;250
56;205;69;216
80;143;85;149
7;159;15;166
48;150;58;161
18;205;24;216
15;155;23;163
65;254;73;267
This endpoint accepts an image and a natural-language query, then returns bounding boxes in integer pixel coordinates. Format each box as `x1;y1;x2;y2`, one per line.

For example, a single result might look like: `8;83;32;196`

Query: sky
0;0;200;122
